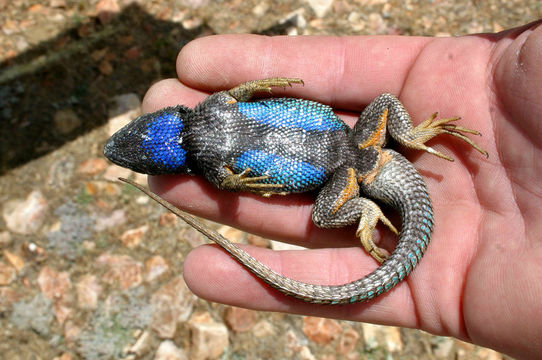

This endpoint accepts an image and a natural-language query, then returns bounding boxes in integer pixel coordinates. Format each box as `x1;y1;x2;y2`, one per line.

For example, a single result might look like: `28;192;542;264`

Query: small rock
50;0;67;8
188;312;229;360
98;253;143;289
303;0;333;18
38;266;71;301
99;59;114;75
109;93;141;118
3;190;48;235
303;316;342;344
120;225;148;248
217;225;244;243
77;158;107;176
155;340;188;360
0;231;13;247
362;323;403;352
252;320;275;338
179;228;207;248
144;255;170;282
476;347;503;360
3;250;24;271
76;274;101;310
224;306;258;333
95;0;120;24
54;108;81;135
159;212;177;226
48;155;75;186
0;262;16;285
127;330;152;357
337;328;359;354
252;2;269;17
94;209;126;231
182;17;202;30
176;0;209;9
150;276;197;338
279;8;307;29
0;286;20;312
63;320;81;344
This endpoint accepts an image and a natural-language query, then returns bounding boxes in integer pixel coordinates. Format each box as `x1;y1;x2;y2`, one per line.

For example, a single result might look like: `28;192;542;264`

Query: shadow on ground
0;4;211;175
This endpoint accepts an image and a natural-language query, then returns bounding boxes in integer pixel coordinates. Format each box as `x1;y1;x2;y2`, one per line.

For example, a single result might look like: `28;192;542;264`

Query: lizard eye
104;105;190;174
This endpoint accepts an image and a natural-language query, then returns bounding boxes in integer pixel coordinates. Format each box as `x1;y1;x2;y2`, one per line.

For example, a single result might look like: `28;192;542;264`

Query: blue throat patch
141;112;187;171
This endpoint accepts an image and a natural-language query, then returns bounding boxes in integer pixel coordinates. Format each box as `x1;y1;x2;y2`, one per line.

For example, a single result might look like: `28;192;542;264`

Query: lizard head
104;105;192;175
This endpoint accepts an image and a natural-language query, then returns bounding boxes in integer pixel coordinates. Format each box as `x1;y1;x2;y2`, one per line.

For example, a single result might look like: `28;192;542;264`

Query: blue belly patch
237;98;347;132
233;150;327;191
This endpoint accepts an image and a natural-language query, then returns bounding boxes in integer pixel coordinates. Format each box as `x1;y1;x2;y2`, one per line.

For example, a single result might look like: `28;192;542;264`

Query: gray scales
104;78;487;305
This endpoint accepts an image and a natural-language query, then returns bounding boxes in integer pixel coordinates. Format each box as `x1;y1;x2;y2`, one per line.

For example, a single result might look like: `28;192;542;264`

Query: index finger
176;34;430;109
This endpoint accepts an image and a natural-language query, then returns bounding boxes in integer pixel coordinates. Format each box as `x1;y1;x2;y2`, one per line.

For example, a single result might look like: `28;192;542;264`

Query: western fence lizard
104;78;487;304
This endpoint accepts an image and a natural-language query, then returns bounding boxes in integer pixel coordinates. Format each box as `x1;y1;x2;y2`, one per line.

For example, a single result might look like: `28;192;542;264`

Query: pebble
188;312;229;360
144;255;169;282
0;261;16;285
224;306;258;333
362;323;403;352
155;340;188;360
150;276;197;338
127;330;152;357
302;316;342;344
97;253;143;289
3;190;48;235
252;320;275;338
120;225;148;248
77;158;107;176
303;0;333;18
94;209;126;231
3;250;24;272
108;93;141;118
337;328;360;354
0;231;12;247
76;274;101;310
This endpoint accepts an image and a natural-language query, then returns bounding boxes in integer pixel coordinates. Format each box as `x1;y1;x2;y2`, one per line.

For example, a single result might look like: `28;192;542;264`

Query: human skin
143;21;542;359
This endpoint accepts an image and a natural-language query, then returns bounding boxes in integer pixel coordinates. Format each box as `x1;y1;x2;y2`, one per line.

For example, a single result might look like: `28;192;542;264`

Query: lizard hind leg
401;113;488;161
312;167;398;263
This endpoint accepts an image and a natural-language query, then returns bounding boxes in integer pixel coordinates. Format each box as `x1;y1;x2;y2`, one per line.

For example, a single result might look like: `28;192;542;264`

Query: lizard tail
120;150;433;304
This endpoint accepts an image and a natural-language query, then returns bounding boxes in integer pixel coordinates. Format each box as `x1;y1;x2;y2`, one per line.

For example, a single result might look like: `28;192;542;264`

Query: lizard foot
406;113;488;161
356;199;399;264
220;167;285;196
228;78;304;102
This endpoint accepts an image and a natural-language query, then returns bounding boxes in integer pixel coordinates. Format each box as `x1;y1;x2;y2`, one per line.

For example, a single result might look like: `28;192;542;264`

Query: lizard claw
356;200;398;263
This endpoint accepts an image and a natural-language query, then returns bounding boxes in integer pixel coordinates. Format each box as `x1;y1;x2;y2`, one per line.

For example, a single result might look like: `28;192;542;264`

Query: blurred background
0;1;540;359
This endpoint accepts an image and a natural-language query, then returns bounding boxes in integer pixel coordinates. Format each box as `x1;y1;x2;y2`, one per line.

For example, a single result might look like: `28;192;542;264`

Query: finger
148;174;374;249
183;244;419;326
176;34;431;109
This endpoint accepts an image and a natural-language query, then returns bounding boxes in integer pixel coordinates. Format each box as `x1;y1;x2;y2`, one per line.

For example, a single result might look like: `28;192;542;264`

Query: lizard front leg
227;78;304;102
219;166;287;197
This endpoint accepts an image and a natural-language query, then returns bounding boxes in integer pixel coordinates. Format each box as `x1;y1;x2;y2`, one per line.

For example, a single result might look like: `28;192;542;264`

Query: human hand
145;21;542;359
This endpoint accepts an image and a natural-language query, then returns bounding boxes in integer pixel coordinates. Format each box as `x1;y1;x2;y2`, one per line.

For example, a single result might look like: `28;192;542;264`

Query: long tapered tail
120;154;432;305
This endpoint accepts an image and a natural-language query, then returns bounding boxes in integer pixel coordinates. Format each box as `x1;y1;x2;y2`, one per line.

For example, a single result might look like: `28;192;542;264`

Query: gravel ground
0;1;540;359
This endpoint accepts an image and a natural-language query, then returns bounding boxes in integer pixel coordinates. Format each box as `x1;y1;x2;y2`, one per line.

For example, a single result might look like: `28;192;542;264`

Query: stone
0;262;15;285
76;274;101;310
150;276;197;338
97;253;143;289
362;323;403;352
252;320;275;338
304;0;333;18
120;225;148;248
3;250;24;272
155;340;188;360
337;328;360;354
302;316;342;344
77;158;107;176
144;255;170;282
3;190;48;235
224;306;258;333
188;312;229;360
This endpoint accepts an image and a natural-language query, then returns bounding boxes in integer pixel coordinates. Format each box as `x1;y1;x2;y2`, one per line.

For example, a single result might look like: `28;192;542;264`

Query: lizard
103;77;487;305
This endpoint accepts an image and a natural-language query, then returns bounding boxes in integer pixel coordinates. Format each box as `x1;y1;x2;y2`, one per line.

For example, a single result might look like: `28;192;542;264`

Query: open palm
144;21;542;359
